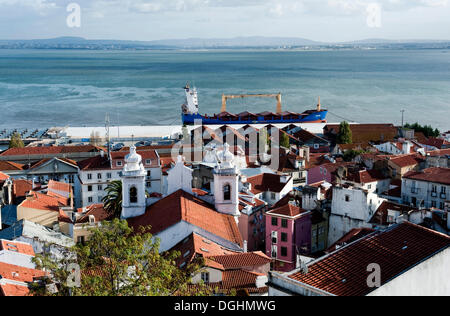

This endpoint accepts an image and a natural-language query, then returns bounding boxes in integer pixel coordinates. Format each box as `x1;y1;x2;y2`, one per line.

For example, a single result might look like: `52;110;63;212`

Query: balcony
431;192;437;198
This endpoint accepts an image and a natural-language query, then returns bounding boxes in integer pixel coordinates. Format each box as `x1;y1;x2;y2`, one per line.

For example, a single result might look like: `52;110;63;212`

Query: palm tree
102;180;123;219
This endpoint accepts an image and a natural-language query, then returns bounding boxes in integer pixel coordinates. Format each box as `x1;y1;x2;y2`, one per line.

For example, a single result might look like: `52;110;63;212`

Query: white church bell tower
213;143;240;219
121;145;146;219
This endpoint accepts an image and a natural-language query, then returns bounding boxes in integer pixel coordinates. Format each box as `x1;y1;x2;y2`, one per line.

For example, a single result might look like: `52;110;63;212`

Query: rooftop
287;222;450;296
0;145;103;157
127;190;243;247
404;167;450;185
246;173;291;194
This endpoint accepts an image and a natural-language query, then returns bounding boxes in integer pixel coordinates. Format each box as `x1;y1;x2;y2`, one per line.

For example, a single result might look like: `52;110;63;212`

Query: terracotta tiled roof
20;191;69;212
422;137;450;149
210;270;268;294
0;262;45;284
13;180;33;198
403;167;450;185
192;188;209;196
27;157;78;170
0;145;102;157
267;204;307;218
246;173;290;194
207;252;271;270
0;240;35;256
0;283;31;296
127;190;243;247
346;169;388;184
324;124;398;143
0;171;9;181
288;222;450;296
326;228;375;253
77;204;112;224
388;154;424;168
47;180;72;194
369;202;418;226
0;160;24;171
427;148;450;157
292;129;329;145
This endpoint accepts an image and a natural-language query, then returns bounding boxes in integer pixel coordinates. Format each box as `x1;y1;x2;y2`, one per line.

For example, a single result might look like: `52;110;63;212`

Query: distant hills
0;36;449;50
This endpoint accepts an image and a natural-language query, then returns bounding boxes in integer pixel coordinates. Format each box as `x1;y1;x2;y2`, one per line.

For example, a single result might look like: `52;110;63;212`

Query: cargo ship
181;84;328;125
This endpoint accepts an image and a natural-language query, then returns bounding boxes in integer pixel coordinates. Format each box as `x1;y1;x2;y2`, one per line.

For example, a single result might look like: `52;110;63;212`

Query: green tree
9;132;25;149
102;180;123;219
404;123;440;138
337;121;353;144
280;132;291;149
31;219;209;296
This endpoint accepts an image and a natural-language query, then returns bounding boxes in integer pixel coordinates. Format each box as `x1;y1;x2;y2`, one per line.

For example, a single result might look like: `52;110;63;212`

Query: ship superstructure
181;84;328;125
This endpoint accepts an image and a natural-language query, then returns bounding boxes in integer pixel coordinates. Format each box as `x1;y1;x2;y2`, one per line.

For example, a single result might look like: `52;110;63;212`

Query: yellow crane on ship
221;93;283;114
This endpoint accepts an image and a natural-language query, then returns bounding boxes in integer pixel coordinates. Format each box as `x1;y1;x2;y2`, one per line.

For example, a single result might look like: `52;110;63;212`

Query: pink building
265;203;311;272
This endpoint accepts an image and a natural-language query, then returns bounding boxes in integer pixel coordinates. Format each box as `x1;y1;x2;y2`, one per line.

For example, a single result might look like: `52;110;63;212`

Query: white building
269;222;450;296
402;167;450;210
329;186;386;245
77;149;162;207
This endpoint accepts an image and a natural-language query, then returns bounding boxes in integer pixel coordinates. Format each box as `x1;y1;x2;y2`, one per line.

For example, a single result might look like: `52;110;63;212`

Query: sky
0;0;449;42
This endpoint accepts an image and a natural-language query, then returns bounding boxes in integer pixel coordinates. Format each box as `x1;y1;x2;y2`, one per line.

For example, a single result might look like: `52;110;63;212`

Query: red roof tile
288;222;450;296
267;204;307;218
246;173;291;194
0;240;35;256
389;154;424;168
208;252;271;270
0;171;9;181
404;167;450;185
0;262;45;284
326;228;375;253
423;137;450;149
76;204;112;224
20;191;69;212
13;180;33;198
0;160;24;171
48;180;72;194
127;190;243;247
346;169;388;184
0;283;31;296
0;145;102;157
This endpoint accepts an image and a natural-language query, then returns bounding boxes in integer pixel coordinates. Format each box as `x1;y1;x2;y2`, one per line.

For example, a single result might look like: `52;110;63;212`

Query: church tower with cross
121;145;147;219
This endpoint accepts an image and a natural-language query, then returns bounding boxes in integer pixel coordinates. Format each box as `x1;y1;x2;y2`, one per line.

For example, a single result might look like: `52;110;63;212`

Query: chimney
402;141;411;155
243;240;248;253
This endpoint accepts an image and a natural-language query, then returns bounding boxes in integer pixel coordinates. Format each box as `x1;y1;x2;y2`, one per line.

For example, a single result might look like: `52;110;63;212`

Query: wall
369;248;450;296
307;166;332;185
329;187;385;245
265;214;296;272
294;214;312;255
17;206;58;228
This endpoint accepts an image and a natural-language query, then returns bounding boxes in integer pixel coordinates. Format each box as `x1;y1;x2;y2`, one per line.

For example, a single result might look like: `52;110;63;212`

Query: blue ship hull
182;111;328;125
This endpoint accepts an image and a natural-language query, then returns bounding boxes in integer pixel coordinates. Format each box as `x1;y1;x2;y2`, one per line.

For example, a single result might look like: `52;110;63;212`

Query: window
281;219;288;228
368;184;372;190
223;184;231;201
117;161;123;167
68;175;74;184
97;173;102;180
130;187;138;203
271;231;278;244
345;195;350;202
88;185;93;192
440;202;444;209
87;174;92;180
441;186;447;194
432;185;437;193
147;170;151;178
107;173;112;179
146;159;151;165
271;193;276;200
271;245;277;258
146;181;152;188
77;236;85;244
281;232;288;242
88;197;93;203
271;217;278;226
98;185;103;191
201;272;210;283
431;201;437;208
281;247;288;257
